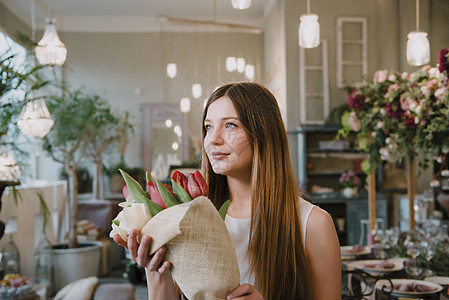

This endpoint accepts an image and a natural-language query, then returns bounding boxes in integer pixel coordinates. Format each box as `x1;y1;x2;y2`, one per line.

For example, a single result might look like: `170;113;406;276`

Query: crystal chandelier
17;95;54;138
0;142;21;183
35;18;67;66
406;0;430;66
298;0;320;48
232;0;251;10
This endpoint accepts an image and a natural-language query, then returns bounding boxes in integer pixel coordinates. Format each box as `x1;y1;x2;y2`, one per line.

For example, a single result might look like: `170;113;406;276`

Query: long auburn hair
201;82;312;300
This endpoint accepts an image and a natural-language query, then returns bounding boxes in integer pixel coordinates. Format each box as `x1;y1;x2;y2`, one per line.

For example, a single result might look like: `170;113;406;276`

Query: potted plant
0;45;48;239
102;113;145;194
339;170;361;198
82;94;127;200
43;88;104;291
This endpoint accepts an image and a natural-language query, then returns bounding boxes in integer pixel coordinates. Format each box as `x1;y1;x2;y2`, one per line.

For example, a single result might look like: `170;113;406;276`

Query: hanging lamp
298;0;320;48
406;0;430;66
17;93;54;139
167;63;177;78
180;98;191;113
0;138;21;183
35;18;67;66
192;84;202;99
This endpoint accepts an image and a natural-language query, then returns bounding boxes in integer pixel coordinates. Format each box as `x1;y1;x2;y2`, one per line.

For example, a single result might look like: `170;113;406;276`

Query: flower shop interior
1;0;449;299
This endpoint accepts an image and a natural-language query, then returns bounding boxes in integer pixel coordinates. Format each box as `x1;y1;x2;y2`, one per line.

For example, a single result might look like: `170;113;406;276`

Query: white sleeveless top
224;198;315;285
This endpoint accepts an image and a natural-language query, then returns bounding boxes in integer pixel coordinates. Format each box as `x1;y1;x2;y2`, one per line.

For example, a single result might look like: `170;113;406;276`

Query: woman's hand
113;230;171;274
227;284;264;300
113;230;178;300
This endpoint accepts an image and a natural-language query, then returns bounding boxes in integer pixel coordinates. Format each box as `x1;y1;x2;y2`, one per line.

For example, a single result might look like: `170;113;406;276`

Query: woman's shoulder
306;204;338;242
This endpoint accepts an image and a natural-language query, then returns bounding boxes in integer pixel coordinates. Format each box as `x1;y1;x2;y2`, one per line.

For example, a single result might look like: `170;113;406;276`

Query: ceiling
1;0;274;32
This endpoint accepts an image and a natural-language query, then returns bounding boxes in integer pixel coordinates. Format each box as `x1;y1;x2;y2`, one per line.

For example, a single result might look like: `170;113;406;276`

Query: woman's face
204;96;253;179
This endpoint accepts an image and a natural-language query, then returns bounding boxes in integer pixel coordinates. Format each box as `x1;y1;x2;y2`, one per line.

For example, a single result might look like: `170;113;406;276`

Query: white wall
57;31;264;178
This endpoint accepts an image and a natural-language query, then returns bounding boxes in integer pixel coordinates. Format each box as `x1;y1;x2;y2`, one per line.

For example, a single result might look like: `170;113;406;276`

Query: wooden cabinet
289;125;387;245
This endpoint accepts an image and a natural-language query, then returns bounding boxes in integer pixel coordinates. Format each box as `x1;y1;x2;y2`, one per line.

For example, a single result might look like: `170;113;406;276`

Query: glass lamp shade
0;147;21;183
35;18;67;66
180;98;191;113
406;31;430;66
174;125;182;137
237;58;246;73
17;98;54;138
232;0;251;10
167;63;177;78
245;64;256;80
192;84;202;99
226;57;237;72
298;14;320;49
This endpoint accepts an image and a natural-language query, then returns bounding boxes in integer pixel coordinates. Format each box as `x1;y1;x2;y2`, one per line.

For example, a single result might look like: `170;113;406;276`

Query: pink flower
339;171;361;188
400;96;414;111
388;83;400;92
424;78;438;90
373;69;388;84
348;112;361;132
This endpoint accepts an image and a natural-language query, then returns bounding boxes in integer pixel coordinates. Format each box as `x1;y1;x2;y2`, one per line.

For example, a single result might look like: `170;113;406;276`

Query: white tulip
109;203;152;242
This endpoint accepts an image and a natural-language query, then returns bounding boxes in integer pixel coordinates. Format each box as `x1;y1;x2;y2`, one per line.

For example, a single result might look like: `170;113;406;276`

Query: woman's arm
305;207;342;300
114;230;179;300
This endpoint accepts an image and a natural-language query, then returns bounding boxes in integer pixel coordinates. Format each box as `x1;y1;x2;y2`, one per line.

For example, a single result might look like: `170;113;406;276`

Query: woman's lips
211;152;229;160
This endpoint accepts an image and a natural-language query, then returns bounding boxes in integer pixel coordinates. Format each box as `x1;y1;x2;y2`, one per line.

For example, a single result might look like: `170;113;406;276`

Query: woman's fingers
148;247;166;271
227;284;263;300
127;230;139;261
113;234;127;249
158;260;171;274
136;235;151;266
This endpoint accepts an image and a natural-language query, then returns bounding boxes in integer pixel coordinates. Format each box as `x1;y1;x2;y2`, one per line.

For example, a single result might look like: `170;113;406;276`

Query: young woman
115;82;341;300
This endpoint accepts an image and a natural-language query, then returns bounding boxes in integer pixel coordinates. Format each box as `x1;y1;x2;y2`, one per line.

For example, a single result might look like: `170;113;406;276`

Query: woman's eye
205;124;212;131
226;123;237;129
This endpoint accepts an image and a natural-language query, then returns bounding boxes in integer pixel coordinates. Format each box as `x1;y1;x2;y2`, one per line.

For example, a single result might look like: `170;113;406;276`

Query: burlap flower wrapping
140;196;240;300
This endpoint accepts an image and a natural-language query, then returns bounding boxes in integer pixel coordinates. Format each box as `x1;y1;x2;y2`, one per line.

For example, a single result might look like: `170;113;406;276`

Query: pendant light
226;56;237;72
0;138;21;183
406;0;430;66
180;98;191;113
232;0;251;10
35;18;67;66
298;0;320;48
167;63;177;78
17;94;54;139
192;84;202;99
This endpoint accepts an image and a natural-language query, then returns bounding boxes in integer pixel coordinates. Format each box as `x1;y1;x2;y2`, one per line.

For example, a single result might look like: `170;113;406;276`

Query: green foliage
43;89;98;163
325;103;350;125
337;66;449;176
383;229;449;277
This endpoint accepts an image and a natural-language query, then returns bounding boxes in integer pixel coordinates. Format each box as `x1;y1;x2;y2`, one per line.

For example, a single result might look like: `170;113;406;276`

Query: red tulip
122;185;129;200
187;170;209;198
147;181;175;210
172;171;188;191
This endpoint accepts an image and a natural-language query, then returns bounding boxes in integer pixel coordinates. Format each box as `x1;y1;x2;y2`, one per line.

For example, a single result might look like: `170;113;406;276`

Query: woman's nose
208;128;224;145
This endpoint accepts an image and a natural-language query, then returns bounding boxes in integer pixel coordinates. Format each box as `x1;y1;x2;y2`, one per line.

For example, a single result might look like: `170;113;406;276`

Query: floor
98;263;148;300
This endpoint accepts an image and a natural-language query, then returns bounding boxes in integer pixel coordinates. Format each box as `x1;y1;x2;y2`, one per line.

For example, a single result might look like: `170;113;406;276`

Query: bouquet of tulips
110;169;239;300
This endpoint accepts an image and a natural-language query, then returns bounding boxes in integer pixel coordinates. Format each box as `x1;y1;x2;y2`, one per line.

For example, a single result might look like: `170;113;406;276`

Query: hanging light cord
31;1;36;41
307;0;310;14
416;0;420;31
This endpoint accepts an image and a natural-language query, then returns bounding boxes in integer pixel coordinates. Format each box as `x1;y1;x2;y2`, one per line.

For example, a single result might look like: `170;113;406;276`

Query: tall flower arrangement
338;48;449;175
